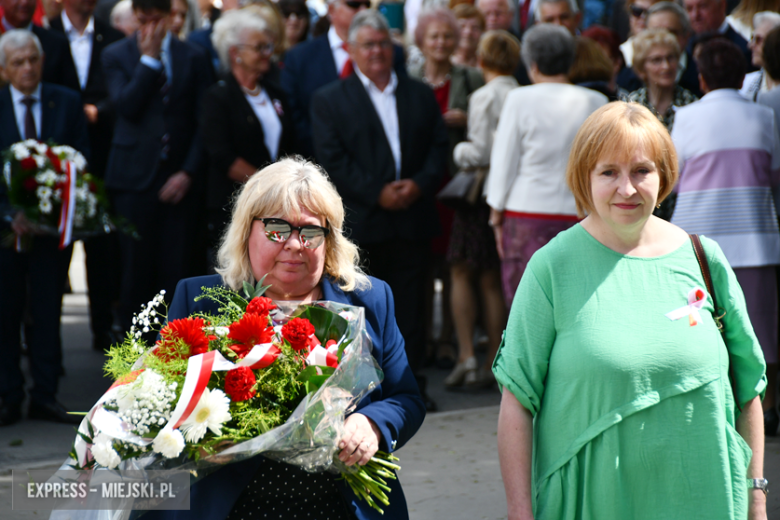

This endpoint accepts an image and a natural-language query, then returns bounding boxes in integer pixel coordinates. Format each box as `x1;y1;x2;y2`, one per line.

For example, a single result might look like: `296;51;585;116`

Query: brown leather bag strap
689;234;740;410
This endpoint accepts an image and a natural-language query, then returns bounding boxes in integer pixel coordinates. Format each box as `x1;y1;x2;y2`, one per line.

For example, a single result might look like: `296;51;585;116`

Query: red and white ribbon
665;287;708;326
57;160;77;250
306;342;339;368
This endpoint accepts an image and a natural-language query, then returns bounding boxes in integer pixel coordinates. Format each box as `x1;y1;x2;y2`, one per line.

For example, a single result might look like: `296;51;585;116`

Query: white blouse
244;88;282;160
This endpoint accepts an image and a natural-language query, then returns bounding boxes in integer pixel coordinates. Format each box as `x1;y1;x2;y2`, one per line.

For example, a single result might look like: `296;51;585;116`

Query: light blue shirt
10;84;42;140
139;32;172;83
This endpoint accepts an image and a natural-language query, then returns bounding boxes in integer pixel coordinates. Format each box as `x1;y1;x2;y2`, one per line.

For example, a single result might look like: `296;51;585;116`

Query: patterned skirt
447;202;500;272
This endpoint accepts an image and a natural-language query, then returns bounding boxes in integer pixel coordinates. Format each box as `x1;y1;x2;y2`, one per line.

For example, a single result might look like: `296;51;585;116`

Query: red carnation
281;318;315;352
154;317;215;361
23;177;37;191
325;340;339;368
19;157;36;170
88;182;98;193
227;313;275;359
224;366;257;401
45;149;61;172
246;296;276;318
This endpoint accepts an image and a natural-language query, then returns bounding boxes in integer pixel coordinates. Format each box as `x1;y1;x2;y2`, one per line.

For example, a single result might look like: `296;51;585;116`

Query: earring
656;203;661;208
236;57;243;63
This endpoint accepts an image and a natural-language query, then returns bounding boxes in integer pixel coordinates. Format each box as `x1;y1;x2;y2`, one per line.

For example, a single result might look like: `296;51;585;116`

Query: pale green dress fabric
493;225;767;520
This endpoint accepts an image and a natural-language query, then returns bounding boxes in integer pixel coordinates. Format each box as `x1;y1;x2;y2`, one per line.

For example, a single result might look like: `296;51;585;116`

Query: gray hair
647;1;692;36
521;23;575;76
348;9;390;42
534;0;579;20
475;0;516;14
211;9;270;71
110;0;134;27
0;30;43;68
754;11;780;32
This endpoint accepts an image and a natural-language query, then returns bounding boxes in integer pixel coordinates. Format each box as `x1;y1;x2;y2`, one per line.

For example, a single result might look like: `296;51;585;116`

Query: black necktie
21;97;37;140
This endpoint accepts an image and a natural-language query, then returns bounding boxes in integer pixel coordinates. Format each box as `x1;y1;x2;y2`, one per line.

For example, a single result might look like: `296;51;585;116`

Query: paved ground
0;244;778;519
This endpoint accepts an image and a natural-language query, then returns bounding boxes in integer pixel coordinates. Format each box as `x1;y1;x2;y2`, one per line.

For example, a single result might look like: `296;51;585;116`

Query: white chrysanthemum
39;199;52;214
179;388;231;443
36;186;51;199
33;155;45;168
152;429;185;458
73;153;87;170
91;433;121;468
12;144;29;160
34;143;47;155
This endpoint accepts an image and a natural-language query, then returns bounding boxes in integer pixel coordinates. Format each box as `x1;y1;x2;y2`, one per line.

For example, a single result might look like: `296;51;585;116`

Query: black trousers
0;236;72;405
359;239;430;375
112;181;197;333
83;232;121;343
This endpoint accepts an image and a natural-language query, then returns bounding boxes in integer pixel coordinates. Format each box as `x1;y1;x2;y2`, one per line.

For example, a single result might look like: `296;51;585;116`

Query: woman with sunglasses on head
146;157;426;520
200;9;297;269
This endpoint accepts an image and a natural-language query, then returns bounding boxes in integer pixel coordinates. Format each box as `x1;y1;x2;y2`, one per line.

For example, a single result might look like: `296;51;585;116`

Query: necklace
422;73;450;89
242;84;261;97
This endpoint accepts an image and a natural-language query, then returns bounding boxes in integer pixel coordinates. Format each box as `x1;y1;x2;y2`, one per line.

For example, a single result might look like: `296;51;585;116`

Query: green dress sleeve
702;236;768;407
492;261;555;416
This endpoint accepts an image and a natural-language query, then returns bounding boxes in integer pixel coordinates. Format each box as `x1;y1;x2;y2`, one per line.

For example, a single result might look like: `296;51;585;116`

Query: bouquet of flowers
2;139;115;249
62;279;399;517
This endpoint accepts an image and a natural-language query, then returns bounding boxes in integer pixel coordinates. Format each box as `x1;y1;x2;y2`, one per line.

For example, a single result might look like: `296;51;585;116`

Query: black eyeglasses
282;8;308;17
254;218;330;249
237;42;275;56
629;4;647;18
344;0;371;9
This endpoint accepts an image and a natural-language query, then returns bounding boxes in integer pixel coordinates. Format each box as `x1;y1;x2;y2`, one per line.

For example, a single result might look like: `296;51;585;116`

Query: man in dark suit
312;11;448;411
0;0;80;89
102;0;213;333
50;0;125;351
281;0;406;158
0;30;90;426
683;0;754;70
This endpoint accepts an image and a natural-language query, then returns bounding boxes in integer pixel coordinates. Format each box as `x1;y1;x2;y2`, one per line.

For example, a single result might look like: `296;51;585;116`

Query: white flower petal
152;429;185;458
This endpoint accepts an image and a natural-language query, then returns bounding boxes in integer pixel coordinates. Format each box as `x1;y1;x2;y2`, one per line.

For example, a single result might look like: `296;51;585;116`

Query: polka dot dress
226;457;356;519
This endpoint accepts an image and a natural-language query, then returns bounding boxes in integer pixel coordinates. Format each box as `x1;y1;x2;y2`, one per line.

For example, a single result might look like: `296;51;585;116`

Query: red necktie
339;43;354;79
520;0;532;30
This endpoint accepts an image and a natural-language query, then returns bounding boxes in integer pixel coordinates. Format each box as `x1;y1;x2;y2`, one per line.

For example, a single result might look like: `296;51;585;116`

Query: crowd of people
0;0;777;467
0;0;778;515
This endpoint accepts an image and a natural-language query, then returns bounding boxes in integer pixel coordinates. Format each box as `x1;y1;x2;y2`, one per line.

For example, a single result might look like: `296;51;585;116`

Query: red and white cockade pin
665;287;708;326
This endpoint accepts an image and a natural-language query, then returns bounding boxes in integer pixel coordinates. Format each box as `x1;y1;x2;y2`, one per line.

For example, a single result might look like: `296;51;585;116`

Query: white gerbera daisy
91;433;121;468
152;428;185;458
179;388;231;443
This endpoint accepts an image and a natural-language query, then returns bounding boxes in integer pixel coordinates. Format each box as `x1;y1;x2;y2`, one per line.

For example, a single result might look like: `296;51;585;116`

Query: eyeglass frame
253;217;331;248
629;4;647;18
237;42;276;56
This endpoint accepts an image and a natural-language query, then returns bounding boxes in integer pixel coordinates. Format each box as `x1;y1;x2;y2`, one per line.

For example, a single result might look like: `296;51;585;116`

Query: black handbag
436;167;488;211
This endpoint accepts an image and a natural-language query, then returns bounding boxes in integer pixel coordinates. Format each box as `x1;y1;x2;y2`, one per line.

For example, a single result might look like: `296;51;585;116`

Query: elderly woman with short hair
627;28;698;132
200;9;297;268
148;158;426;520
486;24;608;307
452;4;486;68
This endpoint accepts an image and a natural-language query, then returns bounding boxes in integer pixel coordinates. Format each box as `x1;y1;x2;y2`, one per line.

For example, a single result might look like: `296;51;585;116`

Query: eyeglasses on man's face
352;38;393;51
254;218;330;249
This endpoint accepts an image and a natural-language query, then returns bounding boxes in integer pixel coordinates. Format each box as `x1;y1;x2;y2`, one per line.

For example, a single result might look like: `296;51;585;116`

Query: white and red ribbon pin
665;287;708;326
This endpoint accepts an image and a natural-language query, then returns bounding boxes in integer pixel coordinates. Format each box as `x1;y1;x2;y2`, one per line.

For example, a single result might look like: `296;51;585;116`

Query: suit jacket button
247;116;254;124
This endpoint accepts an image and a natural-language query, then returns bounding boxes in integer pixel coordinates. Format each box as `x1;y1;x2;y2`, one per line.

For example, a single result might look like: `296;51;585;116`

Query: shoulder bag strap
689;234;741;411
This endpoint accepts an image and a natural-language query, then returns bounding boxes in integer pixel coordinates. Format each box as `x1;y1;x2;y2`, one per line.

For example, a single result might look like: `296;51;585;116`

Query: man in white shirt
49;0;125;352
280;0;406;157
311;11;448;412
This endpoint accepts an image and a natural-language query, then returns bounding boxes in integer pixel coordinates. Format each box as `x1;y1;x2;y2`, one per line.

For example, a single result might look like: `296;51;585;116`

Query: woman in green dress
494;102;768;520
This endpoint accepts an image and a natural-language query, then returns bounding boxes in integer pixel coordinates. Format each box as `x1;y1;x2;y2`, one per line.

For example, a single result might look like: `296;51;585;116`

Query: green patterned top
493;224;766;520
623;86;698;131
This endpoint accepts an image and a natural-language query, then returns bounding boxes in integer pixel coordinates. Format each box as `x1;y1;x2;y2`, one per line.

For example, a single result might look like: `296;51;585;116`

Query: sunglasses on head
629;4;647;18
282;7;308;17
344;0;372;9
255;218;330;249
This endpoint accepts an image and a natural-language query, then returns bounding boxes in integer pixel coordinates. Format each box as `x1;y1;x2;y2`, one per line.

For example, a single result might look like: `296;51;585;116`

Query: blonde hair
216;157;371;292
478;29;520;74
566;102;678;217
632;28;680;78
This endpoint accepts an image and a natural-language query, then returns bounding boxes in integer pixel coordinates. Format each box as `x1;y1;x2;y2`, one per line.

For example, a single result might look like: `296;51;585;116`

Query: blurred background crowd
1;0;779;429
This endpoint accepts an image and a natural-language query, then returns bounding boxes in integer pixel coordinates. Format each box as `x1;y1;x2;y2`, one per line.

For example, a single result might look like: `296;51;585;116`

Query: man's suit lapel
0;88;22;145
345;75;394;177
85;19;108;91
314;36;338;84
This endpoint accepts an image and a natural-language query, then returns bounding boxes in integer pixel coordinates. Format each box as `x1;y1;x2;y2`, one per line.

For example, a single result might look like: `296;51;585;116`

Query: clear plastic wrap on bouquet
50;301;384;520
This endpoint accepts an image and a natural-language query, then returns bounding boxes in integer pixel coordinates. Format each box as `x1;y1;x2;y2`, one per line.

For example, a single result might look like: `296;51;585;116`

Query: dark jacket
140;273;426;520
48;16;125;176
280;34;406;157
200;74;296;218
311;73;448;245
101;34;214;191
0;83;91;227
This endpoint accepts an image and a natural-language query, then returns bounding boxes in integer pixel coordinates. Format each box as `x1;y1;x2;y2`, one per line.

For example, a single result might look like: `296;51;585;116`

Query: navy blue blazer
101;35;214;191
280;34;407;158
0;83;91;227
146;274;425;520
187;27;220;73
